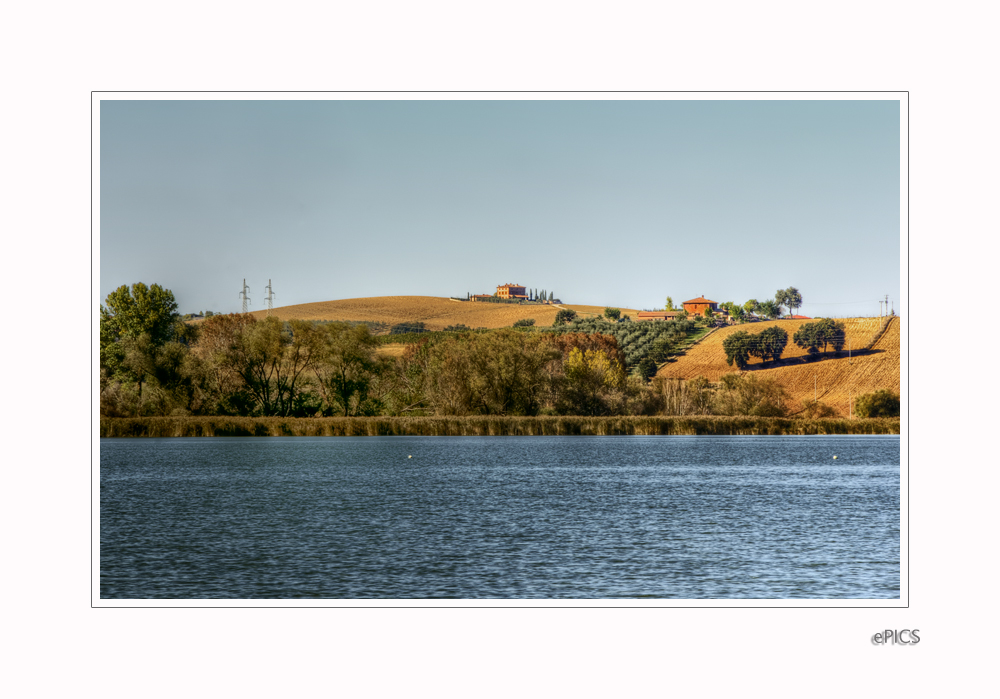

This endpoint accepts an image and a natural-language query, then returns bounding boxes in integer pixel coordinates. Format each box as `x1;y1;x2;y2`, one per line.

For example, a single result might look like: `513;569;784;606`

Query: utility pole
264;279;275;317
239;279;251;314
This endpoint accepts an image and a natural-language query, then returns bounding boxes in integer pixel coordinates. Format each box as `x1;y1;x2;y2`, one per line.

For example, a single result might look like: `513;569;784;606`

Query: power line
806;300;895;305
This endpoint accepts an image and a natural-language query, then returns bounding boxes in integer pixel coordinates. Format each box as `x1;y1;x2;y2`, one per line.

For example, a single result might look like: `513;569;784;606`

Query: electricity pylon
264;279;275;317
239;279;251;314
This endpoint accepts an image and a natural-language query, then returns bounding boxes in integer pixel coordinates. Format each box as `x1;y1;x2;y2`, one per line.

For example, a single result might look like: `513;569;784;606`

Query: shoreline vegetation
101;416;900;438
101;285;899;425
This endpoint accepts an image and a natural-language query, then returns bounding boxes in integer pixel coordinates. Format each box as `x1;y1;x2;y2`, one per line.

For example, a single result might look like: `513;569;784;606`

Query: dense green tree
787;287;803;316
722;302;746;323
753;326;789;363
604;307;621;321
553;309;578;325
309;322;386;416
101;283;180;346
665;296;675;311
756;299;782;319
776;287;803;317
637;356;658;382
723;326;788;368
100;283;187;414
512;318;535;327
647;337;676;363
793;318;846;357
854;389;900;417
723;331;753;369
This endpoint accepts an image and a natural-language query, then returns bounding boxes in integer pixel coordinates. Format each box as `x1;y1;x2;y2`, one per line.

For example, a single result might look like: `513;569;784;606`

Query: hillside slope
248;296;642;330
248;296;561;330
657;317;901;416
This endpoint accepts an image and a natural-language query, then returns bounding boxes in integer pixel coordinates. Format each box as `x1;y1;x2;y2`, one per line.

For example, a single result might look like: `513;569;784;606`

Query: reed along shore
101;416;900;438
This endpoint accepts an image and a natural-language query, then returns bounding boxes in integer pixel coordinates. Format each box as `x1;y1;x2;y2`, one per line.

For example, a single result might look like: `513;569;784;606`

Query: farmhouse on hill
682;296;719;315
496;283;528;300
470;283;533;302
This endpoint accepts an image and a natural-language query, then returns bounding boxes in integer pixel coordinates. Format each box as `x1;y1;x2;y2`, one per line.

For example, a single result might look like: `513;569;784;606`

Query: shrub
713;373;789;417
801;401;838;418
854;389;900;418
513;318;536;327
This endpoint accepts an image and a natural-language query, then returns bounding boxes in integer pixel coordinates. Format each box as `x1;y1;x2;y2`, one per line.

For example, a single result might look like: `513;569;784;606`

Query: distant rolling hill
248;296;641;330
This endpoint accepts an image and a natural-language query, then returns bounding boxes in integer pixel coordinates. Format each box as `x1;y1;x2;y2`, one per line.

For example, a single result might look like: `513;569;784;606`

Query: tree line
101;283;685;418
100;283;894;420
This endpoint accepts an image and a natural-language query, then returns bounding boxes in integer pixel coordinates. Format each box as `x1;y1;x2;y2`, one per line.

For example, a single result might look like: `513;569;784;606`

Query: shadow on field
743;348;886;371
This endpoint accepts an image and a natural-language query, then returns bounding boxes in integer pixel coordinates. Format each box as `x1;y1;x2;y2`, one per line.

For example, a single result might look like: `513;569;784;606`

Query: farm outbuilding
636;311;683;321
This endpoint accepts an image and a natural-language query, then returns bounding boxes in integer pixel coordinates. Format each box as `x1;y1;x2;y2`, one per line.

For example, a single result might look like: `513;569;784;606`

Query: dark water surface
100;435;900;599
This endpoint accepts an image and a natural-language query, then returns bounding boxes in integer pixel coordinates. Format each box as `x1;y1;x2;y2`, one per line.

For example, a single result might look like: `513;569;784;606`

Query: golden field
657;317;900;416
248;296;565;330
561;304;642;319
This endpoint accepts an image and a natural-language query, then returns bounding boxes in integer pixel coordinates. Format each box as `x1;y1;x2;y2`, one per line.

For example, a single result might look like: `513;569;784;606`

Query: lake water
100;435;900;599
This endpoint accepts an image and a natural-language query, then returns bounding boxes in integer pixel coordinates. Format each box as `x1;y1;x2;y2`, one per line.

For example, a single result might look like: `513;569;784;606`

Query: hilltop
658;317;900;416
246;296;640;330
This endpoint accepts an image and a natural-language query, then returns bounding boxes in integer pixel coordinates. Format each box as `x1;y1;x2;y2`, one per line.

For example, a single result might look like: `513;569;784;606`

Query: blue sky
100;98;901;317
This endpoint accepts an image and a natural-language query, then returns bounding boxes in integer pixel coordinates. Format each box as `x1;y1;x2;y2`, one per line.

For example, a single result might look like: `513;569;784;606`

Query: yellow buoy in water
408;455;412;459
833;456;838;459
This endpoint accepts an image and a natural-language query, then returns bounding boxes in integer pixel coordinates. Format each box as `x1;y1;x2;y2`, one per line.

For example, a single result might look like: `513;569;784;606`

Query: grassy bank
101;416;900;438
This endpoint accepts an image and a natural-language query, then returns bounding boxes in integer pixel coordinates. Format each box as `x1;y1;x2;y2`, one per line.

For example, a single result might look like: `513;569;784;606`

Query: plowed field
657;317;901;416
248;296;563;330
